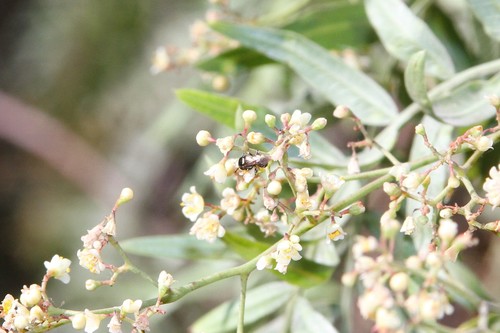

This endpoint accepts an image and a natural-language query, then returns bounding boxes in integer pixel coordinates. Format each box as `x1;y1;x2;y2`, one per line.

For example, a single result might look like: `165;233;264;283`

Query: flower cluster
342;226;477;332
0;255;71;332
181;109;350;273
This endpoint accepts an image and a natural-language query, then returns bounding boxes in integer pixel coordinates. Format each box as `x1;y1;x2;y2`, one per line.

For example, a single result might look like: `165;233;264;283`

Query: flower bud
389;272;409;292
116;187;134;206
349;201;365;215
265;114;276;128
158;271;175;297
341;271;358;287
211;75;229;91
447;176;460;189
487;94;500;108
381;218;400;239
333;105;351;119
196;130;213;146
267;180;282;196
121;299;142;314
438;219;458;243
242;110;257;125
415;123;426;135
402;172;422;189
71;313;86;330
405;255;422;270
475;136;493;152
383;182;401;198
280;112;291;125
247;131;266;144
85;279;100;291
439;208;453;219
311;117;327;130
468;125;483;138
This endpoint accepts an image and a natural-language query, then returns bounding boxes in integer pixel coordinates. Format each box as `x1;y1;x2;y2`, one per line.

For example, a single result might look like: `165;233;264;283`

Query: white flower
220;188;241;215
181;186;205;222
84;309;103;333
483;165;500;208
190;213;225;242
320;173;344;197
44;255;71;284
19;284;42;307
292;168;313;193
107;313;122;333
347;154;360;174
295;190;313;212
267;180;282;196
352;236;378;258
400;216;415;235
256;254;273;271
289;110;311;134
204;162;227;183
77;248;106;274
271;235;302;274
215;136;234;155
327;224;346;242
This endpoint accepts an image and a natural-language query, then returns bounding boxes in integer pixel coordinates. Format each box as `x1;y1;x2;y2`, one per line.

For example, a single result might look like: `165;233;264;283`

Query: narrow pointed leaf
211;22;398;126
121;235;234;260
191;282;294;333
292;298;339;333
467;0;500;42
432;74;500;126
404;51;432;108
365;0;455;79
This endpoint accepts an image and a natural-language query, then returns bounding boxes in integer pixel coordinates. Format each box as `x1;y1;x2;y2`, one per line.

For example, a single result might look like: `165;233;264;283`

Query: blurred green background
0;0;236;331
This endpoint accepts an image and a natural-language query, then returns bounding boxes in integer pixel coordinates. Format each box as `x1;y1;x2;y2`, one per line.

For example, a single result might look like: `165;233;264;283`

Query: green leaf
120;235;234;260
223;232;334;288
191;282;294;333
365;0;455;79
467;0;500;42
432;74;500;126
445;261;491;304
404;51;432;109
211;22;399;126
197;1;373;74
292;297;339;333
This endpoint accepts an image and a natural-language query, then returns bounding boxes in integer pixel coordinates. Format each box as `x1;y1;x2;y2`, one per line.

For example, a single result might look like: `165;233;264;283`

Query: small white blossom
389;272;409;293
220;188;241;215
256;254;273;271
352;236;378;258
483;165;500;208
327;224;347;242
215;136;234;155
190;213;225;242
19;284;41;307
204;162;227;183
288;110;311;134
271;235;302;274
400;216;415;235
292;168;313;193
347;154;360;174
389;163;410;179
107;313;122;333
84;309;103;333
320;173;344;197
44;255;71;284
77;248;106;274
181;186;205;222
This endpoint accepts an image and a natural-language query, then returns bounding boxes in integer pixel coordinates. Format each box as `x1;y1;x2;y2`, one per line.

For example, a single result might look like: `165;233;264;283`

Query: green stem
237;273;250;333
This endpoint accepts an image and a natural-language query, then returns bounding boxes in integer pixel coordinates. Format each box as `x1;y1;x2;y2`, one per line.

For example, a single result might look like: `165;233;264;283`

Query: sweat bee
238;153;270;171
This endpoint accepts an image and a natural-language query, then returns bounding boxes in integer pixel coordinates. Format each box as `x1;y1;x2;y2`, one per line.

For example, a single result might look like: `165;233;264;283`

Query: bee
238;153;270;171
